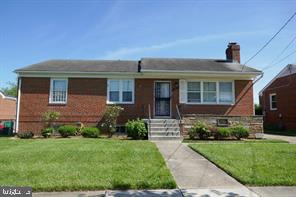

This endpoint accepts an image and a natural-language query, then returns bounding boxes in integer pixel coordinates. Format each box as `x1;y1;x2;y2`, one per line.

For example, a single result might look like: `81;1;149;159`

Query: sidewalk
264;133;296;144
33;187;296;197
154;141;258;196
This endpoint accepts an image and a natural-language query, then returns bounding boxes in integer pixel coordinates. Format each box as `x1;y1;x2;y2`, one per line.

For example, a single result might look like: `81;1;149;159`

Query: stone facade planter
181;114;263;139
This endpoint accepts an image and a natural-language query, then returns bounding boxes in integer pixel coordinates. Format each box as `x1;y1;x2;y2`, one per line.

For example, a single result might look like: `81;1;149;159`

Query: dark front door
155;82;171;117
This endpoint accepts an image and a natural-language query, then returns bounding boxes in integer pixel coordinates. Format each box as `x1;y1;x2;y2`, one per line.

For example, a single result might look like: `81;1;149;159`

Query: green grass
189;142;296;186
0;138;176;191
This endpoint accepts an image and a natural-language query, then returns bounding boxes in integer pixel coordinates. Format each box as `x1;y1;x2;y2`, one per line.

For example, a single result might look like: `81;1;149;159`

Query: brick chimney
226;42;240;63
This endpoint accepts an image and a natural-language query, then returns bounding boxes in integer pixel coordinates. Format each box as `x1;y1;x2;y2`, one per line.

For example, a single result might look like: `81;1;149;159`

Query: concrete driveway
264;133;296;144
155;141;258;196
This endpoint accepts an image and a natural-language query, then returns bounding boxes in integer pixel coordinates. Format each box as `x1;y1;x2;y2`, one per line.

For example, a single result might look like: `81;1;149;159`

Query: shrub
41;127;55;138
216;127;232;139
58;125;77;138
231;125;249;139
17;131;34;139
125;119;147;140
82;127;100;138
42;111;60;128
101;105;124;137
189;121;211;140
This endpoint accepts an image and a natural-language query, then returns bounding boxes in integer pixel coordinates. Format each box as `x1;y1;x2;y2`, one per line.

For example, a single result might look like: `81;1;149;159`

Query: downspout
15;77;21;133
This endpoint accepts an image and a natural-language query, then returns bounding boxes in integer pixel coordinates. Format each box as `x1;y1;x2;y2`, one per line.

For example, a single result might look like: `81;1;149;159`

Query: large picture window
203;82;217;103
50;78;68;104
219;82;233;103
185;81;234;104
107;79;134;104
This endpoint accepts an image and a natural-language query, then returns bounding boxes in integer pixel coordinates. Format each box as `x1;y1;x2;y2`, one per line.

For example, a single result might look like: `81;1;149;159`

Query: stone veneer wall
181;114;263;138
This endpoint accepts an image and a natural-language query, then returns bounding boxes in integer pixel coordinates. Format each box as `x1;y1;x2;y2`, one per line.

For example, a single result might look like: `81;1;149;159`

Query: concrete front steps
148;119;182;141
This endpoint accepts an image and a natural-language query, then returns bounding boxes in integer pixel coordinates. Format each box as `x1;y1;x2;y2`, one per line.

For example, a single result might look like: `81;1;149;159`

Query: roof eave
141;69;262;75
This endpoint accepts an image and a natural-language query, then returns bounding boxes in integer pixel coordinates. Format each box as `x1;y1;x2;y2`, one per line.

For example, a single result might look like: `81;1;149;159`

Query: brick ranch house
15;42;263;139
259;64;296;131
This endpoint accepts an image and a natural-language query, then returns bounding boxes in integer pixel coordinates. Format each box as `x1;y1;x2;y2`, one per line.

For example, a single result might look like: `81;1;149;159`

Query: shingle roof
15;58;261;74
140;58;261;73
259;64;296;95
15;60;138;73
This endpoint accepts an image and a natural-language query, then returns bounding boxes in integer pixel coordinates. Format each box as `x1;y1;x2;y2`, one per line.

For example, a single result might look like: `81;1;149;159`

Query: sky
0;0;295;103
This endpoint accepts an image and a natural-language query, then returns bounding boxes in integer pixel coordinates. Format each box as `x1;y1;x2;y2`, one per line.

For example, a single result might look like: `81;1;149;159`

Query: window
50;79;68;104
107;79;134;104
109;80;120;102
185;80;234;104
219;82;233;103
270;93;277;110
122;80;133;102
203;82;217;103
187;82;201;103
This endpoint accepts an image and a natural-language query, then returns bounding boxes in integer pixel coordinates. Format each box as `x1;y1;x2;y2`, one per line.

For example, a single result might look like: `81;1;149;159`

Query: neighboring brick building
15;42;263;137
259;64;296;131
0;91;16;121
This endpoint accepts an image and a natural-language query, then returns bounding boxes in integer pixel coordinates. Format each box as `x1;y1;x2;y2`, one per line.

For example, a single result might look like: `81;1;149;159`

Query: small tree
42;111;60;128
101;105;124;137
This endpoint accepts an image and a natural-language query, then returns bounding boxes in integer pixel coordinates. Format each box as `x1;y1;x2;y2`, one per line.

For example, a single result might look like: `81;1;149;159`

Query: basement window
217;119;229;127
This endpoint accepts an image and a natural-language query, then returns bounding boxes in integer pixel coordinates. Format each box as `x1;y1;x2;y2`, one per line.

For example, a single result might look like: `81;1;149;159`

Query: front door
155;82;171;117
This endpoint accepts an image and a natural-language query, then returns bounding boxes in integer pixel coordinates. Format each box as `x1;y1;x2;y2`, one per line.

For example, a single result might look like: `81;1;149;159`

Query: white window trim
269;93;277;110
185;80;235;105
49;78;68;104
107;79;135;104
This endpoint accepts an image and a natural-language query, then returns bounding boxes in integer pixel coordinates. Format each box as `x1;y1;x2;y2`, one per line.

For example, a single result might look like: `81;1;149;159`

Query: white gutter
15;77;21;134
141;69;262;75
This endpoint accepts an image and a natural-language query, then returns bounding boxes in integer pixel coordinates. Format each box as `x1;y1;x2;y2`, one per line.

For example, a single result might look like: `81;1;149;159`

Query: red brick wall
261;73;296;130
0;96;16;120
19;78;107;133
19;77;254;134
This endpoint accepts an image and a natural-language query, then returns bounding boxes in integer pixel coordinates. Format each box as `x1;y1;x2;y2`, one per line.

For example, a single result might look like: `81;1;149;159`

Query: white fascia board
0;91;17;101
16;70;260;80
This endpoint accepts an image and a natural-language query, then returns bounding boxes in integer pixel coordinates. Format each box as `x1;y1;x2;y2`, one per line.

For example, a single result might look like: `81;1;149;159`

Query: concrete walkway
154;141;258;196
264;133;296;144
33;187;296;197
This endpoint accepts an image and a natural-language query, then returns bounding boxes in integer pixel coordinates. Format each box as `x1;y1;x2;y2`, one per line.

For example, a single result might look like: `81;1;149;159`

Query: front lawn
0;138;176;191
189;142;296;186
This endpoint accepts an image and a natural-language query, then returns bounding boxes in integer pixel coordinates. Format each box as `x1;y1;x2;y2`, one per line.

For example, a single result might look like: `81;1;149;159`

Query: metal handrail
148;104;151;138
148;104;151;120
176;104;181;121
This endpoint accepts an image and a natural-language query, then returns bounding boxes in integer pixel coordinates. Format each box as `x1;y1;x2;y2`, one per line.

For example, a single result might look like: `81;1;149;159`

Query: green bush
41;127;55;138
216;127;232;139
125;119;147;140
42;111;60;127
189;121;211;140
58;125;77;138
17;131;34;139
231;125;249;139
82;127;100;138
101;105;124;137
